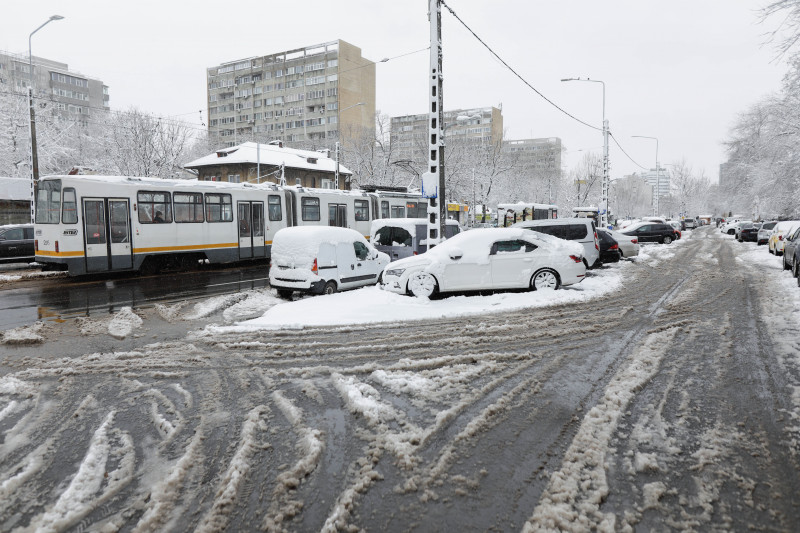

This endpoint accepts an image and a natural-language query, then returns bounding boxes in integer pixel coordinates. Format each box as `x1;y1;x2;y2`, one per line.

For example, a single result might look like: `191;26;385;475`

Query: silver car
757;221;777;245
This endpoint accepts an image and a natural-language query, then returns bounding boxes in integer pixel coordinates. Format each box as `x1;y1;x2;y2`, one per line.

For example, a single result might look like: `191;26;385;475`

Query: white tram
33;175;433;276
497;202;559;227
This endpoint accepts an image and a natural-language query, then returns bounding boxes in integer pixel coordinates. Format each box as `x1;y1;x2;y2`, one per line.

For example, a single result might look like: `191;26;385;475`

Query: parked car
737;222;761;242
781;225;800;272
620;222;679;244
371;218;461;262
668;221;683;238
380;228;586;298
733;221;753;240
683;218;698;229
607;229;640;258
511;217;600;268
0;223;35;264
269;226;389;298
721;219;740;234
768;221;800;255
757;221;777;245
596;228;621;263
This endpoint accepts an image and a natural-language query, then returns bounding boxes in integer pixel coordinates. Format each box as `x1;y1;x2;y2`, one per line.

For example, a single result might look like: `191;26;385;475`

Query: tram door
238;201;265;259
329;204;347;227
83;198;132;272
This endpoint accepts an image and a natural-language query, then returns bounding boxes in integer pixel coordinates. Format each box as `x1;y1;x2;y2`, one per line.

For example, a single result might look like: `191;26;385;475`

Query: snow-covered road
1;227;800;532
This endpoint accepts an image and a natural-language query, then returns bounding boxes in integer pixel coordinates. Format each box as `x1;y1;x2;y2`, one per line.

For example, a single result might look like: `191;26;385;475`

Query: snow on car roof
370;217;459;237
272;226;367;266
427;227;583;258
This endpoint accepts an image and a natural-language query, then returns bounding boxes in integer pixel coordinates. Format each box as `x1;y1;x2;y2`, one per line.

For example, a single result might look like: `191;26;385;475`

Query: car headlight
385;268;405;277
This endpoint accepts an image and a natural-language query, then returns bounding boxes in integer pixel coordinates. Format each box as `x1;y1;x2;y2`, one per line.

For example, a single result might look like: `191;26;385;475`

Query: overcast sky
1;0;789;182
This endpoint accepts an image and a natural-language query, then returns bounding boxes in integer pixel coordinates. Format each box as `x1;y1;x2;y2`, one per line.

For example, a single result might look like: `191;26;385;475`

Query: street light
334;102;365;189
561;77;609;227
28;14;64;223
632;135;659;215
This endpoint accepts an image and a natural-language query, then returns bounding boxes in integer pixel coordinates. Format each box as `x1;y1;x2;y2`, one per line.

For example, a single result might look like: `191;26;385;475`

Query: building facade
502;137;562;177
206;40;375;149
641;167;670;204
0;51;109;127
390;106;504;162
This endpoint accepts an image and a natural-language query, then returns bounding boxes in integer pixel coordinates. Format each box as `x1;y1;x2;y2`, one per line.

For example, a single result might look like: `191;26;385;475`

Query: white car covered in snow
269;226;389;297
380;228;586;298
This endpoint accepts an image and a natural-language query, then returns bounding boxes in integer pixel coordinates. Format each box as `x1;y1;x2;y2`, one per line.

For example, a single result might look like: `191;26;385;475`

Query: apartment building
641;167;671;203
206;40;375;149
502;137;562;177
390;106;504;161
0;51;109;126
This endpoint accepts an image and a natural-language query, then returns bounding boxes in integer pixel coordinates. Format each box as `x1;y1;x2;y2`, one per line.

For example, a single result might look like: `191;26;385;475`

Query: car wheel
408;271;437;298
663;236;673;244
322;281;337;295
277;289;293;299
531;268;559;290
377;271;383;285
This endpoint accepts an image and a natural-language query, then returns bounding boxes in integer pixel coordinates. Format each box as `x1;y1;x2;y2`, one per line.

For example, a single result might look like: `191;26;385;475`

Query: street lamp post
334;102;365;189
561;77;608;227
632;135;659;216
28;14;64;223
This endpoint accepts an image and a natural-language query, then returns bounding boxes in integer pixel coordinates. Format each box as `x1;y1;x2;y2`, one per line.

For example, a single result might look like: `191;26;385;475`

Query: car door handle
357;263;362;267
523;258;532;262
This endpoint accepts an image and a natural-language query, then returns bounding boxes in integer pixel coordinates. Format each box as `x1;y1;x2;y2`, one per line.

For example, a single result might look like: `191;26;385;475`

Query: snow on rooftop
184;142;352;175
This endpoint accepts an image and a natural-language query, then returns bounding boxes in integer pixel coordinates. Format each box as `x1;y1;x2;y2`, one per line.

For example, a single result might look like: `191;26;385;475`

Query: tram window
62;188;78;224
174;192;204;223
268;195;282;221
381;201;389;219
354;200;369;221
301;197;320;221
205;193;233;222
35;179;61;224
391;205;405;218
137;191;172;223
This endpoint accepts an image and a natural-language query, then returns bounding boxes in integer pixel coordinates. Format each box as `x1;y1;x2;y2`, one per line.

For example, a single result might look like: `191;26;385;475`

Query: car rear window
531;225;566;239
565;224;588;240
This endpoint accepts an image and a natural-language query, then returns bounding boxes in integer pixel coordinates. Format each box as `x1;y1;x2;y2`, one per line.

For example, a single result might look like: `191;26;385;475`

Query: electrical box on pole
421;0;445;246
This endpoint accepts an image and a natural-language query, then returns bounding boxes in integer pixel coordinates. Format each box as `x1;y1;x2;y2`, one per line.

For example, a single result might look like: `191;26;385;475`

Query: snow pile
108;307;143;339
213;262;623;331
154;302;187;323
222;290;283;323
1;321;44;344
183;293;248;320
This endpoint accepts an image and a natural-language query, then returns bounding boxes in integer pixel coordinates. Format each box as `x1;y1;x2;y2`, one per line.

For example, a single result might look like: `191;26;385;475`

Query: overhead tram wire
439;0;601;132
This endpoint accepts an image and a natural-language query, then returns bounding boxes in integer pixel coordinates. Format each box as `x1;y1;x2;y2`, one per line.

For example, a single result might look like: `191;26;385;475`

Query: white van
269;226;389;297
512;217;600;268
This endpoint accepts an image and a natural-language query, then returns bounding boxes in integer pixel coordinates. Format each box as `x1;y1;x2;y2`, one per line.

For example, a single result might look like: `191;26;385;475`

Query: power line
440;0;601;132
609;132;648;170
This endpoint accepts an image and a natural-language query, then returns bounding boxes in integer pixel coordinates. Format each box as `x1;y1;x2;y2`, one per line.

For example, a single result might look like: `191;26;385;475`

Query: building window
228;174;241;183
301;197;320;221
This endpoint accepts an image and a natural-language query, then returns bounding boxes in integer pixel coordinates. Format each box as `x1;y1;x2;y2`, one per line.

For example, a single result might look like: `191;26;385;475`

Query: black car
0;224;35;263
738;222;761;242
621;223;678;244
596;228;621;263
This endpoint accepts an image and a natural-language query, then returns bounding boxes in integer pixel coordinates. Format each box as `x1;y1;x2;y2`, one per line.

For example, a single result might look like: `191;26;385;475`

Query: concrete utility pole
421;0;446;246
28;15;64;223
